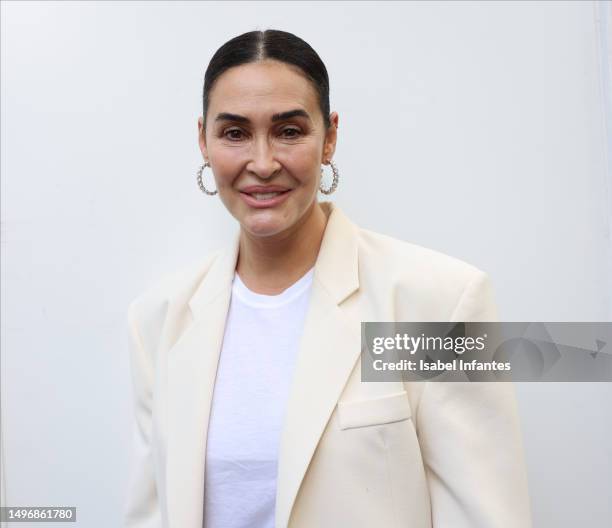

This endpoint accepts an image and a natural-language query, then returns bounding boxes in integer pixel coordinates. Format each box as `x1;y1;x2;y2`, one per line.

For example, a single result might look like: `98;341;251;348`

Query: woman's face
198;59;338;239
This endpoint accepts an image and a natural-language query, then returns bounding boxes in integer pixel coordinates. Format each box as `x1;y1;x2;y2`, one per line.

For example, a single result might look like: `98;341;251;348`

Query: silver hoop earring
319;159;339;195
196;161;218;196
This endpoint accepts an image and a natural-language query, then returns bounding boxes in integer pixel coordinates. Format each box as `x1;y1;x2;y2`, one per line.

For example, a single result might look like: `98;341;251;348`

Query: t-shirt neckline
232;267;315;308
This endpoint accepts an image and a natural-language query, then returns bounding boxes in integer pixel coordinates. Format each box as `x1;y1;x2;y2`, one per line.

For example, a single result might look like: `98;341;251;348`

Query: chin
242;216;289;238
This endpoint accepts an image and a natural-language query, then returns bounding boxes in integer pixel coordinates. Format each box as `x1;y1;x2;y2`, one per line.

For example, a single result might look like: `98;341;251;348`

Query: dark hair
202;29;331;131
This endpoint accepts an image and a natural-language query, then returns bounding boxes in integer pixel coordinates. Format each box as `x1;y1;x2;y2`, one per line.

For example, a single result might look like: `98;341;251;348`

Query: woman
123;29;531;528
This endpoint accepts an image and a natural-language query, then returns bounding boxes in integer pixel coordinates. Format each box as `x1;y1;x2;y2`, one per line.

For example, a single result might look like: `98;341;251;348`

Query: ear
322;111;339;163
198;116;209;161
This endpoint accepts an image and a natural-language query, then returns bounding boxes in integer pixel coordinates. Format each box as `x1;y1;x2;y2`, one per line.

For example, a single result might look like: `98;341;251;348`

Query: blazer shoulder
356;227;496;320
357;226;486;281
127;248;223;324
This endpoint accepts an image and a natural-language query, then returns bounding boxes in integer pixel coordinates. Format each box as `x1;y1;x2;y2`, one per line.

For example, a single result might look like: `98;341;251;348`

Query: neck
235;201;329;295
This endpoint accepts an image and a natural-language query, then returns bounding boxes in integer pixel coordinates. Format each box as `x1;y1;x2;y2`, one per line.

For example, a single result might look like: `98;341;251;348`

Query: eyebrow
214;108;311;124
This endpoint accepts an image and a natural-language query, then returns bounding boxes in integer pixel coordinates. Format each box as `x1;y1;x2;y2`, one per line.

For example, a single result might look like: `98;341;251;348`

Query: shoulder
357;226;485;280
355;227;496;320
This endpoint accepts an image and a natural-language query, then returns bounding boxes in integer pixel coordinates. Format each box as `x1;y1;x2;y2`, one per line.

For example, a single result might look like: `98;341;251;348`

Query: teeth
251;192;282;200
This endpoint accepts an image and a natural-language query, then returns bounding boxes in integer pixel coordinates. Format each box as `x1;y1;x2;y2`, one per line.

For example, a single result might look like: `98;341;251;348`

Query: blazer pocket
337;390;412;430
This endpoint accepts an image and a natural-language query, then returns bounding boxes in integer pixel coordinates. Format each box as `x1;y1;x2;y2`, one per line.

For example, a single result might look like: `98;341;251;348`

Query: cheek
211;152;242;187
282;146;321;183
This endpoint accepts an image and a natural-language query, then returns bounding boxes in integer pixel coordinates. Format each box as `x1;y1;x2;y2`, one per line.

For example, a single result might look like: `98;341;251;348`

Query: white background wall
1;1;611;526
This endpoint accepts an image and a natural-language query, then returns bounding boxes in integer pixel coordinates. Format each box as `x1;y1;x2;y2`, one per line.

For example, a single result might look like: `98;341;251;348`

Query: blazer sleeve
122;301;163;528
415;271;532;528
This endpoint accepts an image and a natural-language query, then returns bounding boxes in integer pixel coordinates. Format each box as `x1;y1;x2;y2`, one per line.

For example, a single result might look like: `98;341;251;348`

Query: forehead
208;60;319;117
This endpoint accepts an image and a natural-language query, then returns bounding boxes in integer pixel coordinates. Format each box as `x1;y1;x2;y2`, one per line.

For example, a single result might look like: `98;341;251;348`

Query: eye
281;127;302;138
223;128;245;141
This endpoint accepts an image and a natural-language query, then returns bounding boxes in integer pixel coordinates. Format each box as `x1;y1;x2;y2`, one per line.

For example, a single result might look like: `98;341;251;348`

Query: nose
246;135;282;179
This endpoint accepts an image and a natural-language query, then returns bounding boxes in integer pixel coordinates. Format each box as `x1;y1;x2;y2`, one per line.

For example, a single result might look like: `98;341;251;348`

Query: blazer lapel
165;201;361;528
165;232;239;528
274;202;362;528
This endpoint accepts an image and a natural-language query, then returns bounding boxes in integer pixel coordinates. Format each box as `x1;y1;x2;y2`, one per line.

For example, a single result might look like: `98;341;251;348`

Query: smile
239;189;292;208
249;191;286;200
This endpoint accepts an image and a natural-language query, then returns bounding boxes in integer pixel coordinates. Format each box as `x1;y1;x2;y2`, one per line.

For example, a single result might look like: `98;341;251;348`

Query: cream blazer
123;201;532;528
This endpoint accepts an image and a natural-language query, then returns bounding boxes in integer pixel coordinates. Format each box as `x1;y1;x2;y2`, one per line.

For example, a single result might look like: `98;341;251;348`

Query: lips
248;191;287;200
239;185;292;201
239;186;293;208
240;185;292;194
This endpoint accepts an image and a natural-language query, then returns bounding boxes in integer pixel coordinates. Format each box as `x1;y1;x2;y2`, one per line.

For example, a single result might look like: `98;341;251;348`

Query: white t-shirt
203;267;315;528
